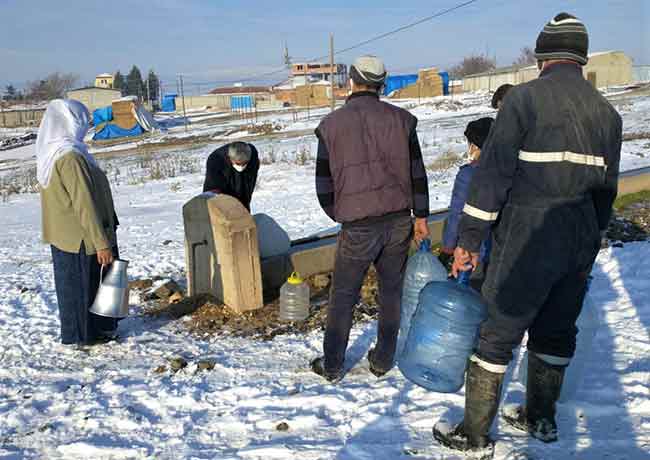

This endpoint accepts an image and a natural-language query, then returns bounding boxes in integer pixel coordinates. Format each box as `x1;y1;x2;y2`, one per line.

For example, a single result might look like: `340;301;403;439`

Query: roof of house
67;86;122;93
209;86;271;95
96;73;114;78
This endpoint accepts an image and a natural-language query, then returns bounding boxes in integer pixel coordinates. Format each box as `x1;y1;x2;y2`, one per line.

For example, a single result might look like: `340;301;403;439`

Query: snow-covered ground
1;94;649;459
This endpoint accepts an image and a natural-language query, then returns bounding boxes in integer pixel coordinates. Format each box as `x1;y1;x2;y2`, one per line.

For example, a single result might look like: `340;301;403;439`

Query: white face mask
233;163;248;173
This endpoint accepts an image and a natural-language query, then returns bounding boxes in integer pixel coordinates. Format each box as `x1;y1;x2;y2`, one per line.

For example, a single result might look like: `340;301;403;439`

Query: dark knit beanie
535;12;589;65
350;55;387;88
465;117;494;149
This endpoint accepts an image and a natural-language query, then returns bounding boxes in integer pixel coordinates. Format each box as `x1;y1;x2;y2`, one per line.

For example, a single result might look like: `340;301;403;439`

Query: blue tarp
161;94;177;112
231;95;254;110
438;71;450;96
93;123;144;140
383;74;418;96
92;106;113;125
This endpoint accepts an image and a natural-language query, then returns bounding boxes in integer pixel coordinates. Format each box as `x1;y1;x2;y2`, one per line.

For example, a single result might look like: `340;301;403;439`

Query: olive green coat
41;151;117;254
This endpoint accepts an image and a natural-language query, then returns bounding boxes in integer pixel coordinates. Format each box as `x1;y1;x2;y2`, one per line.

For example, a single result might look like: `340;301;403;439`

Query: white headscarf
36;99;97;188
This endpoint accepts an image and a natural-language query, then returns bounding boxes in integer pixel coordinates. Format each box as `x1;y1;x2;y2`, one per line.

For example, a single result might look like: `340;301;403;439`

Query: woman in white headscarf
37;99;120;346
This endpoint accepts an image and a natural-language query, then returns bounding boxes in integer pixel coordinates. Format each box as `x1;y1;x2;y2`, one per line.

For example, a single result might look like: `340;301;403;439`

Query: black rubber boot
503;352;566;443
433;358;505;459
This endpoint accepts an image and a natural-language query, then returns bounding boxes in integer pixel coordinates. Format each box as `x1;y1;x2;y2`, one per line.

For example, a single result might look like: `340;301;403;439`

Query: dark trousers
51;243;119;345
478;272;588;365
475;202;599;365
323;214;413;372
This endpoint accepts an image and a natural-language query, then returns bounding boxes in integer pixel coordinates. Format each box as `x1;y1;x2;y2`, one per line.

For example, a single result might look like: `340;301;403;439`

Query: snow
0;94;649;459
0;144;36;162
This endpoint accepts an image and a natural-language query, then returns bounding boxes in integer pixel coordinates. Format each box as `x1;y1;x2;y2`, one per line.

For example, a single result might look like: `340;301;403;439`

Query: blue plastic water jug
396;240;448;359
516;279;598;402
399;271;487;393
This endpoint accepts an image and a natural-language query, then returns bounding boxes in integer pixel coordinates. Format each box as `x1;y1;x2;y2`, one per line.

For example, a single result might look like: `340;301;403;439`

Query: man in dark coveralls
434;12;623;458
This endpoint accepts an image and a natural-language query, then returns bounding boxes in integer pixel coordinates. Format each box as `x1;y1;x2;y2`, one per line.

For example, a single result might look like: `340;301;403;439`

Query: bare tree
513;47;536;66
449;54;497;78
27;72;79;101
4;85;17;101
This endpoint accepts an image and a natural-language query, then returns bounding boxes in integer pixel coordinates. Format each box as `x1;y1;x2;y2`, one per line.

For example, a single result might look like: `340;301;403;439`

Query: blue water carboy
517;278;598;402
399;271;487;393
396;239;448;359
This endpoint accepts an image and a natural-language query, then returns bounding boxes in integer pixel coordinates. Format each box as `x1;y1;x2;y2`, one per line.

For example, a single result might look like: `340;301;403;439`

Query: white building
462;51;633;92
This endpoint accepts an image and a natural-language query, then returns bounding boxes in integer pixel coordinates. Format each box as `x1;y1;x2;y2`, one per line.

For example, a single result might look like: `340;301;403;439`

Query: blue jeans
51;243;119;345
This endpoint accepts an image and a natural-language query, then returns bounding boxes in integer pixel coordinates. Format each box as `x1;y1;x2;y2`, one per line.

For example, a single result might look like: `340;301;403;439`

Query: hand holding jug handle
97;248;114;266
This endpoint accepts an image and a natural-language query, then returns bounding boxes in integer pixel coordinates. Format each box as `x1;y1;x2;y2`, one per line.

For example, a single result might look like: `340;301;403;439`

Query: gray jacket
315;92;429;223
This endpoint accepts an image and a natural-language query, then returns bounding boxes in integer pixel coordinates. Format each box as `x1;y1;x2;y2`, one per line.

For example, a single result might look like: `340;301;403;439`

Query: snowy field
0;94;649;459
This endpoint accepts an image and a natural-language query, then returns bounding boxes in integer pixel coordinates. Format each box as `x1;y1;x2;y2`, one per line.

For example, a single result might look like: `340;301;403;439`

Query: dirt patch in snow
138;268;380;340
623;131;650;142
607;193;650;243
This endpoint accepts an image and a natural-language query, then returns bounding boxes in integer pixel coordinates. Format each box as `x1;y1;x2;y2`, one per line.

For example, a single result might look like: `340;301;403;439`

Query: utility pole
306;69;311;121
179;74;188;132
283;42;291;67
329;33;335;111
307;83;311;121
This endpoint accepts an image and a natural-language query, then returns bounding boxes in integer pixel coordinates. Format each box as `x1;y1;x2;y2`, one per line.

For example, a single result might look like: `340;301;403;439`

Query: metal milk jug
90;259;130;318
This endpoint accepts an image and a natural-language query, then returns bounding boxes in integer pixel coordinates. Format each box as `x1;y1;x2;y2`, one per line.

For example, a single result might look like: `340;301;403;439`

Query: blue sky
0;0;647;94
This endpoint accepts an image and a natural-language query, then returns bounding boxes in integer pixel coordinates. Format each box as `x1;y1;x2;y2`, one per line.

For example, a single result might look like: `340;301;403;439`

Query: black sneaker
310;357;343;383
367;348;390;377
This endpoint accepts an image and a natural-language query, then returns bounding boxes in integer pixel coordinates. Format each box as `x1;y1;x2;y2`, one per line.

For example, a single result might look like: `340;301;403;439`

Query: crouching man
203;141;260;211
310;55;430;383
433;13;622;458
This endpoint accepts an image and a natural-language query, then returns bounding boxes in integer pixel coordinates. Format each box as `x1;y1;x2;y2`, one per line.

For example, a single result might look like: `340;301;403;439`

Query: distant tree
146;70;160;102
27;72;79;101
113;71;126;94
513;47;536;66
449;54;497;78
126;65;145;98
5;84;16;100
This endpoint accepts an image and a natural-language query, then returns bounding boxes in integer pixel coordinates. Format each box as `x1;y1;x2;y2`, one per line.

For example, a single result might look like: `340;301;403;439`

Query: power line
183;0;482;88
311;0;482;61
181;66;289;88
